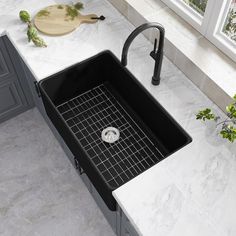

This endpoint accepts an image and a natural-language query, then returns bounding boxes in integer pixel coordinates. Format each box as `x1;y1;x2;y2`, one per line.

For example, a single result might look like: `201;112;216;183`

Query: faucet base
152;76;160;86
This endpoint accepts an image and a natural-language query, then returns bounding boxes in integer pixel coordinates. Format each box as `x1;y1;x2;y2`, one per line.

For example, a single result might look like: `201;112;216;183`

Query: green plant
223;8;236;42
74;2;84;10
196;94;236;143
19;10;31;23
65;2;84;20
19;10;47;47
27;25;38;42
183;0;208;15
36;10;50;17
196;108;217;121
32;36;47;47
66;5;78;20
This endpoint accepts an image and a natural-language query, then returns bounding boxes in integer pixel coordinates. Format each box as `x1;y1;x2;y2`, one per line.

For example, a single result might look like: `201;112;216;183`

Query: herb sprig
196;94;236;143
65;2;84;21
19;10;47;47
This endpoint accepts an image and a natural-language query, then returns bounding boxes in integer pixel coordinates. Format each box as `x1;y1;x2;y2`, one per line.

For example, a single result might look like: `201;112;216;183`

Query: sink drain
101;127;120;143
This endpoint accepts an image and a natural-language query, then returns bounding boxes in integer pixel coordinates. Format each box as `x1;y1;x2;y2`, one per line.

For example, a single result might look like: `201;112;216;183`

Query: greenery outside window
223;0;236;43
182;0;208;16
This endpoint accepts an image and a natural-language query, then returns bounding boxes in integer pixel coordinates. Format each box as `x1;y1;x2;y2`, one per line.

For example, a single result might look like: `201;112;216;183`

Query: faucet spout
121;22;165;85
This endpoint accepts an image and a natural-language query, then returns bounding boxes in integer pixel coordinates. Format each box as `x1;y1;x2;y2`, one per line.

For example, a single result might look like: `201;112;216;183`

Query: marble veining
0;0;235;235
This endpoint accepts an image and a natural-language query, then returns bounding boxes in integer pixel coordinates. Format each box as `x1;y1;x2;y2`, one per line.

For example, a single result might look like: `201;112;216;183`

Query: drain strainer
101;127;120;143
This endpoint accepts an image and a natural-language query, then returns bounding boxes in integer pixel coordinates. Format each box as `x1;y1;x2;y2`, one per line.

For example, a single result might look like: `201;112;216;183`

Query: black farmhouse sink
39;51;192;211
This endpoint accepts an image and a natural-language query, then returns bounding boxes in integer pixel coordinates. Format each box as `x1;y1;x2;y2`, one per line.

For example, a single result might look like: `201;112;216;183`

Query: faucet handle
150;38;158;60
153;38;157;53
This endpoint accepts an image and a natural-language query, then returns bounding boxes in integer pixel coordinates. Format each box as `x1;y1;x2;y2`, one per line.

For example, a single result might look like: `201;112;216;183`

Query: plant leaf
196;108;216;121
220;125;236;142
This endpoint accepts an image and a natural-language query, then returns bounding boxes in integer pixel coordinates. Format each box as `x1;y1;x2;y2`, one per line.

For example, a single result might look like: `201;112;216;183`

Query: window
223;0;236;42
161;0;236;62
182;0;208;16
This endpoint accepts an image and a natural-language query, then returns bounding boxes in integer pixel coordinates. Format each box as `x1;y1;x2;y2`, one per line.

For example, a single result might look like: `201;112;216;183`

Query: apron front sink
39;51;192;211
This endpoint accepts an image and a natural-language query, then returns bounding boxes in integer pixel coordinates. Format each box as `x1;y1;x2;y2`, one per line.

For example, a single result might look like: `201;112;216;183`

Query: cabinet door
0;37;16;82
0;81;25;120
0;36;33;123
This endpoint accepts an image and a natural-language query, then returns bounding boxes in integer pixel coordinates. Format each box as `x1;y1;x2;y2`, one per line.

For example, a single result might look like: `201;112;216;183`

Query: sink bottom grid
56;84;164;188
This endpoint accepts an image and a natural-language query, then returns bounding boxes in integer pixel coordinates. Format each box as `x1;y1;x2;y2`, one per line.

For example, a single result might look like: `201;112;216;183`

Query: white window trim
206;0;236;61
160;0;204;31
160;0;236;62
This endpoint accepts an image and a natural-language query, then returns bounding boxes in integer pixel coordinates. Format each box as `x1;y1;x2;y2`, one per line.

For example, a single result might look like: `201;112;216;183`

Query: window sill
107;0;236;112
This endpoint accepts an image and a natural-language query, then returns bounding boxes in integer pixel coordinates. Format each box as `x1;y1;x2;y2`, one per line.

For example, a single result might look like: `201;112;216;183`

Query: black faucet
121;22;165;85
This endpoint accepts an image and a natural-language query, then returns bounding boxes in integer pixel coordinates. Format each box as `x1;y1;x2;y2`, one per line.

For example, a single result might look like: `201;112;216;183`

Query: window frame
206;0;236;61
160;0;204;32
160;0;236;62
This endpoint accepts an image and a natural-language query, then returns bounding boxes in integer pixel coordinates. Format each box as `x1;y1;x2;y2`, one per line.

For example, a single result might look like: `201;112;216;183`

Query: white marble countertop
1;0;236;236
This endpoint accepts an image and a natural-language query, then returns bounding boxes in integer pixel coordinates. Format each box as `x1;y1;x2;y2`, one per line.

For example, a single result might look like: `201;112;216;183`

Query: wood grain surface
34;4;98;36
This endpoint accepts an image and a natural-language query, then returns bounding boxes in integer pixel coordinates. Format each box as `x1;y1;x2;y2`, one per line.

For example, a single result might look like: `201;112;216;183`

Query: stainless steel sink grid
56;84;164;188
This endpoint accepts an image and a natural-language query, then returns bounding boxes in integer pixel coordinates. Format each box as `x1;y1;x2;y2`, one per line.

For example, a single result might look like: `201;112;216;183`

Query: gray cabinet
90;180;118;234
0;35;33;123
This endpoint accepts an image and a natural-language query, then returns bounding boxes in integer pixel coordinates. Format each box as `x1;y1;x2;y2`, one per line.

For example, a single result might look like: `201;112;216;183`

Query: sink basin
39;50;192;211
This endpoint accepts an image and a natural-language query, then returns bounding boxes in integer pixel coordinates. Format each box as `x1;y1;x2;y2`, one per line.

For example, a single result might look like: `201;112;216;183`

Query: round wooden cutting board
34;4;98;36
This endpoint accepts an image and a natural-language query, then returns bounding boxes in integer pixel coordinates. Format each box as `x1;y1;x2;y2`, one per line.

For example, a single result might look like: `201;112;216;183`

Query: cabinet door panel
0;35;34;123
0;81;25;121
0;48;10;78
0;39;14;82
